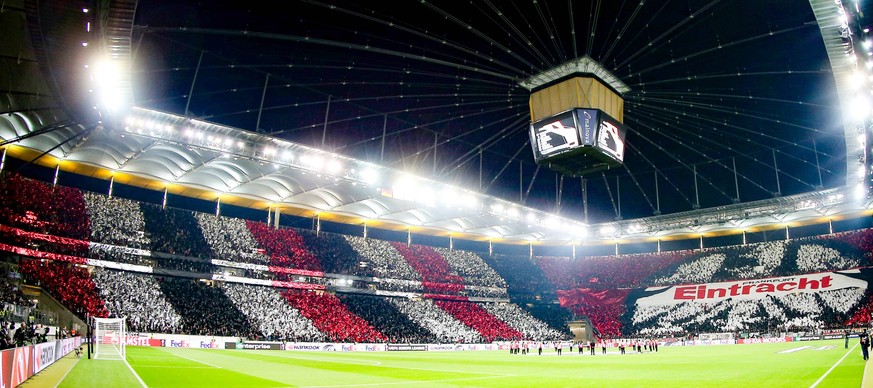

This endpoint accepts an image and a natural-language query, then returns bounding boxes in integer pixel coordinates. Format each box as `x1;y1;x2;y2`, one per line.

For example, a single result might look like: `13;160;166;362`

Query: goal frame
93;317;126;360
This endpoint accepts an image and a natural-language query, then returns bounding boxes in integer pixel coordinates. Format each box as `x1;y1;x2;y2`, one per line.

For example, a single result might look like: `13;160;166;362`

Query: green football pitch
50;340;868;387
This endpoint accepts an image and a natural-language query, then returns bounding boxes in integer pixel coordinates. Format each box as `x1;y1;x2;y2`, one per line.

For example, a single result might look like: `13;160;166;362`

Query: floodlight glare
92;58;128;113
359;168;380;185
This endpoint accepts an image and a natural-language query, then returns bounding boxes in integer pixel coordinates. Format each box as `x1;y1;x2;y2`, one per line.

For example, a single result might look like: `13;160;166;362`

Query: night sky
105;0;870;224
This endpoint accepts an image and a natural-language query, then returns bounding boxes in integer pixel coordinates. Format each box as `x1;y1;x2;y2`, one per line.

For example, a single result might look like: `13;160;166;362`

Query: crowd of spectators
337;293;438;343
0;174;90;240
83;193;149;249
296;229;366;276
387;297;483;343
434;248;507;289
846;292;873;326
281;290;386;343
18;259;107;319
222;283;325;342
628;287;867;336
433;300;523;342
139;203;215;260
157;277;257;337
0;223;90;258
10;173;873;342
650;253;726;286
0;321;53;349
716;241;785;280
519;303;575;336
481;254;555;298
0;262;28;307
195;213;269;264
795;243;860;273
534;251;692;291
828;228;873;262
346;236;418;279
481;302;565;341
92;268;182;333
391;243;464;294
563;294;628;338
246;221;323;276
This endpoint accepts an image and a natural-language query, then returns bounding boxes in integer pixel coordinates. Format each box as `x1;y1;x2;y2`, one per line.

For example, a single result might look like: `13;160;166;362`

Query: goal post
93;317;126;360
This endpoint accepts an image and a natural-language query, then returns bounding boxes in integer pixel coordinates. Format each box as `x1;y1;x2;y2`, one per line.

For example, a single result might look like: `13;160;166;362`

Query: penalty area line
809;342;857;388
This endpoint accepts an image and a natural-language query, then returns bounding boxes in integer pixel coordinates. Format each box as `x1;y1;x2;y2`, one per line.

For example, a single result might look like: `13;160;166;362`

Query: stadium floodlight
600;225;616;236
848;95;871;121
572;225;588;238
855;183;867;200
359;168;380;185
91;58;128;113
461;193;478;208
326;160;343;175
93;317;127;360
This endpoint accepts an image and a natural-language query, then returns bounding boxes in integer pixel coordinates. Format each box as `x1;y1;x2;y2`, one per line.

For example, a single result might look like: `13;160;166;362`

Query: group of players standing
508;339;659;355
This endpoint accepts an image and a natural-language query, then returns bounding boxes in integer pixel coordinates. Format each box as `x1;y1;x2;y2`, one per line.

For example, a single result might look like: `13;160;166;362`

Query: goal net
93;317;126;360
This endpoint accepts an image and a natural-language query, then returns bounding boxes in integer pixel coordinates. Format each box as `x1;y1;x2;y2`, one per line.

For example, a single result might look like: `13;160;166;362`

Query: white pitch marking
809;343;857;388
167;350;222;369
778;346;811;354
52;356;81;388
124;358;148;388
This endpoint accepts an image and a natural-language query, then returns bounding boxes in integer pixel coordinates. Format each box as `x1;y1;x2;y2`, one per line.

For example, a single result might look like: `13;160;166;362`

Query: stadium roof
2;0;873;245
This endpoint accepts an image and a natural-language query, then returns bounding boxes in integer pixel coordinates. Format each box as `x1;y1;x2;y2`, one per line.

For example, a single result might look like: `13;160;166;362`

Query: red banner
557;288;630;309
0;243;88;265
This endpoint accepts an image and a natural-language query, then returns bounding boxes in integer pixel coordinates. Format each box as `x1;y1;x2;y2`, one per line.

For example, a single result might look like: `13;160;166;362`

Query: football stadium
2;0;873;387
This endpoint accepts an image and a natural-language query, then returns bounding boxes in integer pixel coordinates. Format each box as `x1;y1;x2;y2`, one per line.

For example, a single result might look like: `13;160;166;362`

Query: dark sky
122;0;865;223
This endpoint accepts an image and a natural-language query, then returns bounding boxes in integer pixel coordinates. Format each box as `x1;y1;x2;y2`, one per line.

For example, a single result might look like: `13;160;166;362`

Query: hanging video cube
529;107;626;176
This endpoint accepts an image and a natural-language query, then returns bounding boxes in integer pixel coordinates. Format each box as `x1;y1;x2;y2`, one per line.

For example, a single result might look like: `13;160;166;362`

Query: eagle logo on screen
597;121;625;161
536;120;578;156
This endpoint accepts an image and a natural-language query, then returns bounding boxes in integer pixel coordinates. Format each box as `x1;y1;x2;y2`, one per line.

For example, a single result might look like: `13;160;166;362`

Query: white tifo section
94;317;127;360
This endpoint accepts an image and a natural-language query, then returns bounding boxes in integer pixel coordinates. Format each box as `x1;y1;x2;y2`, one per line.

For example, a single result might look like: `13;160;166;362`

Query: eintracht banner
635;269;869;306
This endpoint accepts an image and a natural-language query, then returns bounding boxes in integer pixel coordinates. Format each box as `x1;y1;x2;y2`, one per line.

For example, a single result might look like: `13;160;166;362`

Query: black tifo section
157;276;257;338
337;293;438;343
139;203;217;273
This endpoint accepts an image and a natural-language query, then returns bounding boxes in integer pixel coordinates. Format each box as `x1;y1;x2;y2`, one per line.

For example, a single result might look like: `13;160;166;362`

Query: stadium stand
92;268;182;333
387;298;483;343
281;289;387;343
157;277;256;337
0;174;90;240
195;213;270;265
18;259;107;319
3;173;873;341
391;242;464;294
481;302;566;341
222;283;325;342
296;229;368;276
480;254;555;298
246;221;323;276
433;300;524;341
343;235;421;284
337;293;438;343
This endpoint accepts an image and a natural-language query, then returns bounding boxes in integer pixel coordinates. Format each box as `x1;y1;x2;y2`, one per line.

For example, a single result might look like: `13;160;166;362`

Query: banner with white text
635;269;869;306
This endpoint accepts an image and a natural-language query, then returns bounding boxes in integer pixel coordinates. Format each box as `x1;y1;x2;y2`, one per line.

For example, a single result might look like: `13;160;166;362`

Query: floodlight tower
519;57;631;176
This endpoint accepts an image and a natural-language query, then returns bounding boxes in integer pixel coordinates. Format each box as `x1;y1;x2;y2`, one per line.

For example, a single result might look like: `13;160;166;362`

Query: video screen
596;117;626;162
530;111;580;160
